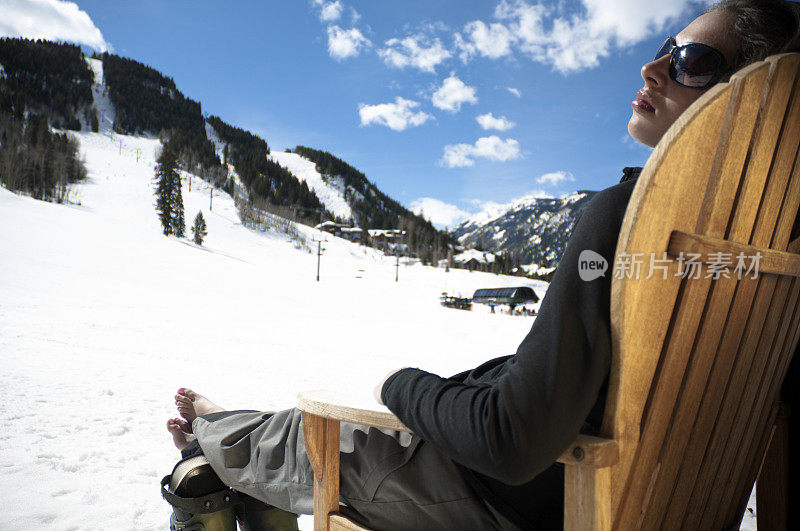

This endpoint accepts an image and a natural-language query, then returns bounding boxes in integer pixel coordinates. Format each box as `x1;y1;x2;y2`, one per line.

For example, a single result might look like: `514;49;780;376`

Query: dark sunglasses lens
672;46;723;87
654;37;673;61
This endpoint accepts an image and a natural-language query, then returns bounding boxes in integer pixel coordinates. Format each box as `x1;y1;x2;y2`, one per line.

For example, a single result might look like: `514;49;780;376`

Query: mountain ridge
451;189;598;272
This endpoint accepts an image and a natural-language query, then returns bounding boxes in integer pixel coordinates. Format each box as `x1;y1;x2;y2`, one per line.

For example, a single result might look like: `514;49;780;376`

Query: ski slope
269;151;353;221
0;129;557;530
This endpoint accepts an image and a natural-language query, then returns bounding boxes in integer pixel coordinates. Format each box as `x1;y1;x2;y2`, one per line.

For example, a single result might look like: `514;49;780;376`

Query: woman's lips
631;99;655;113
632;90;655;113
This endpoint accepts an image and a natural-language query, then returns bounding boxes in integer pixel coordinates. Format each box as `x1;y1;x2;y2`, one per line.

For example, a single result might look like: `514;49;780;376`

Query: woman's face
628;11;738;147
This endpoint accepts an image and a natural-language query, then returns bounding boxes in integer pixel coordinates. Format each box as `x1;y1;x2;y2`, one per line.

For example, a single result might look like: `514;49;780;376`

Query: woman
165;1;800;530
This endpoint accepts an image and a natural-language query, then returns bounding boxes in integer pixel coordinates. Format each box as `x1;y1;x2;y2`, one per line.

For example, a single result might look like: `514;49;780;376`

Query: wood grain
298;390;410;432
302;412;341;531
564;466;611;531
667;230;800;277
697;54;800;528
606;53;800;529
329;515;370;531
607;66;737;531
555;435;619;468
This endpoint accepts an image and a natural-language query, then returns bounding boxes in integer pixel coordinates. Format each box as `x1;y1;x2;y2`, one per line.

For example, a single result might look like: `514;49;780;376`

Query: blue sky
1;0;713;228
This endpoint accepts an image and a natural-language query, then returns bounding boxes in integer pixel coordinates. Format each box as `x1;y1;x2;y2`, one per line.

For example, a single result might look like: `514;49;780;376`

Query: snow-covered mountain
452;190;597;272
268;151;353;221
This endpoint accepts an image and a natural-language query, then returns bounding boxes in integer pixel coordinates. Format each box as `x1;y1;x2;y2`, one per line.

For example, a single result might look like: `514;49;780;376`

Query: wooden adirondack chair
298;52;800;530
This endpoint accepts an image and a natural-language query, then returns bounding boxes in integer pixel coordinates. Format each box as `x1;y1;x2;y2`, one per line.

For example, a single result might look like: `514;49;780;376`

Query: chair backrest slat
722;276;800;525
674;55;800;530
699;67;800;527
604;53;800;530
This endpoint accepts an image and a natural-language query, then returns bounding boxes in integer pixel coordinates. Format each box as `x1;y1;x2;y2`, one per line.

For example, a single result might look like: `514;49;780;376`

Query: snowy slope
86;57;116;133
269;151;353;221
0;127;556;529
204;120;250;202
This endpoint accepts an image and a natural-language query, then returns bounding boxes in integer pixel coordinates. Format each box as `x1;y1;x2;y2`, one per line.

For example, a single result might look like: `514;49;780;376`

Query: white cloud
432;74;478;113
455;20;515;61
313;1;361;25
441;136;521;168
453;0;703;74
358;97;433;131
476;112;515;131
506;87;522;98
410;197;471;228
378;34;452;74
0;0;110;51
314;0;343;22
536;170;576;186
327;25;371;61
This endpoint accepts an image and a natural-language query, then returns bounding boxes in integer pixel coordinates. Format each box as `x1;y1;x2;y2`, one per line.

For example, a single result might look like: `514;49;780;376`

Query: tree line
97;53;327;222
207;116;327;221
100;53;220;172
0;39;89;201
0;113;87;201
0;37;96;131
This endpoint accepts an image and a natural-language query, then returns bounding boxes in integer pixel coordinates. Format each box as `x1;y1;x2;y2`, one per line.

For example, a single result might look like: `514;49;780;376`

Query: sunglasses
654;36;729;89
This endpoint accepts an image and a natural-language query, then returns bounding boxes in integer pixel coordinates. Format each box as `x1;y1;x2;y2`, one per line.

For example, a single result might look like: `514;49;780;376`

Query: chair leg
564;465;612;531
302;412;341;531
756;403;789;531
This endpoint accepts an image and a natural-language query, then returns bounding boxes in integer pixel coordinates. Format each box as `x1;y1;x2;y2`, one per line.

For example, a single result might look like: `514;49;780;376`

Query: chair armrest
557;434;619;468
298;390;618;468
297;390;411;432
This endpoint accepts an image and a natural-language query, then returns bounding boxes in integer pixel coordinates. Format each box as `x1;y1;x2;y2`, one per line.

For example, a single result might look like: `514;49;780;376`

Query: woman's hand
373;367;408;405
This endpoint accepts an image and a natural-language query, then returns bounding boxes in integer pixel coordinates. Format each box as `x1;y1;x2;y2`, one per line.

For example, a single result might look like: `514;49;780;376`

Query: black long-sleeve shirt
381;168;642;529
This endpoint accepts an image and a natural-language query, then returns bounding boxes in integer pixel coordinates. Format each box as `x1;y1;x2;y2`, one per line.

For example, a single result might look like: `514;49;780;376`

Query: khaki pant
191;408;520;531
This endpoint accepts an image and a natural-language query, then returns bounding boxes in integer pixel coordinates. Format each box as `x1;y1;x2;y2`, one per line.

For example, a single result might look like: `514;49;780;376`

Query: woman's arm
381;180;636;484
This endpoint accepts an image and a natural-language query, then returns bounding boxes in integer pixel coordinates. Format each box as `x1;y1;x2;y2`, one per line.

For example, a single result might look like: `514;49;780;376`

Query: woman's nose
641;54;670;87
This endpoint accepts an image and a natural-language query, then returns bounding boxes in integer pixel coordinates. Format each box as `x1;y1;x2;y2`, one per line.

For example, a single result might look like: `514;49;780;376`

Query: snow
204;121;249;201
458;192;557;235
0;129;549;530
559;190;588;206
453;249;496;264
86;57;116;133
367;229;404;237
269;151;353;221
460;202;509;230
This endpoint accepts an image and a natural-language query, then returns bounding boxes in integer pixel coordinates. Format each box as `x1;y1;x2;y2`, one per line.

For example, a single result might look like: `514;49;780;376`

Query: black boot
161;455;239;531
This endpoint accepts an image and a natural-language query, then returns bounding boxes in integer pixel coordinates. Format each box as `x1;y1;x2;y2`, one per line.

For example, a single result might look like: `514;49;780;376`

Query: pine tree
191;211;207;245
153;144;181;236
153;146;178;236
172;169;185;237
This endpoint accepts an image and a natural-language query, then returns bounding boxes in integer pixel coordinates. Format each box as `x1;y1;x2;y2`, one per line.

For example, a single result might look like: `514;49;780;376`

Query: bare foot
167;418;196;450
175;388;226;429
